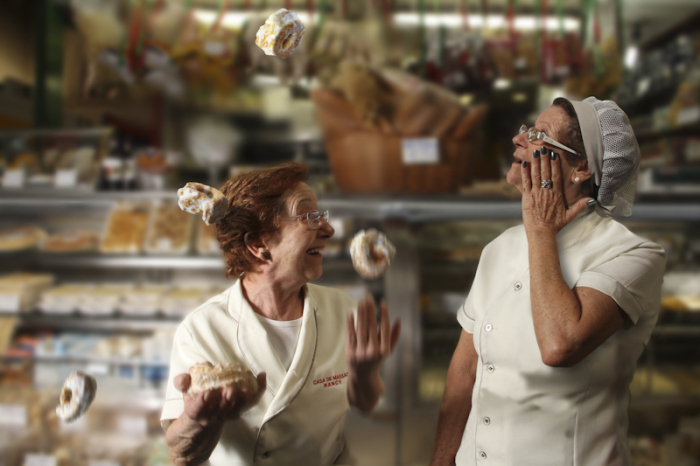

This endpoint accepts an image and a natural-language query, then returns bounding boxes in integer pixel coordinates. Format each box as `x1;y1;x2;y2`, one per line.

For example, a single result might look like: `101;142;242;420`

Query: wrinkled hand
173;372;266;427
521;147;593;236
346;295;401;376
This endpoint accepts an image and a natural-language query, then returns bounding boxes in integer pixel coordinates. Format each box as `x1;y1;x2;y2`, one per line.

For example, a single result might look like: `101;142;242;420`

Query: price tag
117;414;148;436
54;169;78;188
86;362;110;376
24;454;56;466
0;293;21;312
156;238;172;252
2;169;25;188
88;461;120;466
677;106;700;126
0;404;27;426
402;138;440;165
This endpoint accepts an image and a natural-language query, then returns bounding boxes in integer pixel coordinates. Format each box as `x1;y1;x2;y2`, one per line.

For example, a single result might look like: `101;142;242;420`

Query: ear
572;160;592;184
244;232;269;261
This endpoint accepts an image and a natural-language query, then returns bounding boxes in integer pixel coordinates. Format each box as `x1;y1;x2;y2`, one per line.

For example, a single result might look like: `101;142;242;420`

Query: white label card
677;106;700;126
0;404;27;426
3;169;25;188
89;461;120;466
0;293;21;312
55;169;78;188
117;414;148;436
402;138;440;165
24;454;56;466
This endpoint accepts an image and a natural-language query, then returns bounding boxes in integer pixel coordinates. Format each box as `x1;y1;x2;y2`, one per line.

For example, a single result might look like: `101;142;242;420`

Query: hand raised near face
173;372;267;427
520;146;594;236
346;294;401;376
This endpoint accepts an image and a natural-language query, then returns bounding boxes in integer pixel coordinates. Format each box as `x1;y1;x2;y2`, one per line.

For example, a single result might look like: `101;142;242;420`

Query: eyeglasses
519;125;578;156
282;210;330;230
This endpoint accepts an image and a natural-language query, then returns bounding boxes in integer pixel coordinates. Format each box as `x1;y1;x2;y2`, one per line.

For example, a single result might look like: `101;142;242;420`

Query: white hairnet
569;97;640;217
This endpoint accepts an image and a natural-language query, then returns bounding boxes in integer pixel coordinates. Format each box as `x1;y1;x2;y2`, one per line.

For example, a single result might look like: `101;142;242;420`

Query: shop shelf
11;313;181;331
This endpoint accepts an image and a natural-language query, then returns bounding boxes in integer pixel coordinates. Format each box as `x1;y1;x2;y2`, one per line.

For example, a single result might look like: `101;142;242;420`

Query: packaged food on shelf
0;226;47;252
145;201;193;255
95;335;143;359
0;316;17;354
41;230;100;253
160;287;208;317
79;284;133;315
0;273;55;312
119;284;169;315
38;284;93;314
197;221;221;255
99;202;150;254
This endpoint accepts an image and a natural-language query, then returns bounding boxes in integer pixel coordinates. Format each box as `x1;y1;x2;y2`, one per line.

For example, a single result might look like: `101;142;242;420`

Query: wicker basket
325;132;483;194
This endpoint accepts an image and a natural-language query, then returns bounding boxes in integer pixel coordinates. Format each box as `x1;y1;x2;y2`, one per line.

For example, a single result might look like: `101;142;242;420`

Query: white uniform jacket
161;280;357;465
456;209;666;466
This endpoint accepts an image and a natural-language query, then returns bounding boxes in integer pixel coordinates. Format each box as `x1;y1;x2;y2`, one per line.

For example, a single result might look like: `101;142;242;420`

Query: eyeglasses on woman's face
282;210;330;230
519;124;578;156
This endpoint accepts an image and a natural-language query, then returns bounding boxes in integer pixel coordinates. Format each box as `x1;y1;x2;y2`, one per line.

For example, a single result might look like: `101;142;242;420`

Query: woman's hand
174;372;267;427
346;295;401;411
520;147;593;236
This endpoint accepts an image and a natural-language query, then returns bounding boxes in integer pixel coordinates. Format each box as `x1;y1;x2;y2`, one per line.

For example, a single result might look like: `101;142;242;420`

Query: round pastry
255;9;305;58
177;182;229;226
349;228;396;279
188;361;259;398
56;371;97;423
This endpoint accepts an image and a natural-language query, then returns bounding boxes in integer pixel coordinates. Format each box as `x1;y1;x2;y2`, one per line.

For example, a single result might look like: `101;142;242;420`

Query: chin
505;171;523;193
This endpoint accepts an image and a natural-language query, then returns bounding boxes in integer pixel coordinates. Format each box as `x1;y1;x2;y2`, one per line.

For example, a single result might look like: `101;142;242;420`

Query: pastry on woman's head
177;182;229;226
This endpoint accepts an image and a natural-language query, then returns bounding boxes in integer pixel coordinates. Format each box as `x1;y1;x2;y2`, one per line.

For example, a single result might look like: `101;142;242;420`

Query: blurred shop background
0;0;700;464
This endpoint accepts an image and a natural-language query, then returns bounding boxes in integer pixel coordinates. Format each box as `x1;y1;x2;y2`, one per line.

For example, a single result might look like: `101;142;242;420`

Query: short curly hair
216;162;309;278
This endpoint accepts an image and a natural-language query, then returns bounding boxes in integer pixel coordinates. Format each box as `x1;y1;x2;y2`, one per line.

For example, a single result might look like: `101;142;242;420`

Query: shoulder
592;217;666;259
307;283;357;309
179;287;233;331
481;224;526;258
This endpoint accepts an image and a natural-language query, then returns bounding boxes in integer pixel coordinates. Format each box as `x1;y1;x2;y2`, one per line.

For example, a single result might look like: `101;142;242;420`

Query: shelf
12;313;182;331
2;191;700;222
5;253;226;270
1;354;169;368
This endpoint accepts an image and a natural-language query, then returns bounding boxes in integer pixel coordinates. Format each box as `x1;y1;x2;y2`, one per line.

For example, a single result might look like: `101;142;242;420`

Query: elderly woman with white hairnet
430;97;666;466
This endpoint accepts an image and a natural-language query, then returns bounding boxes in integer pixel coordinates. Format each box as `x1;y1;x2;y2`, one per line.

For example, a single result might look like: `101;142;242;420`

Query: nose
318;219;334;239
513;131;528;148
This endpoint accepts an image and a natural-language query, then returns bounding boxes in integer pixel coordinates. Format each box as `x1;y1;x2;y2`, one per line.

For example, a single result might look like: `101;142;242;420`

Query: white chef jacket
161;280;357;465
456;209;666;466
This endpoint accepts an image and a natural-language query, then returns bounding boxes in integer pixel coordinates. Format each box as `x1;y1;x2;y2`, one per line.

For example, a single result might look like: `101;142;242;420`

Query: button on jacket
456;210;666;466
161;280;357;465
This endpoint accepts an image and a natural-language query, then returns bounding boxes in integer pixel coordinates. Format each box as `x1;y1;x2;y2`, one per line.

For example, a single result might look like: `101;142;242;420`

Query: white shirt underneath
256;314;303;371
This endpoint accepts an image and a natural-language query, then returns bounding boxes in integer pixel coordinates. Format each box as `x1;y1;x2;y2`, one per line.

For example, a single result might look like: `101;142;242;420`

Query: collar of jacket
227;280;318;422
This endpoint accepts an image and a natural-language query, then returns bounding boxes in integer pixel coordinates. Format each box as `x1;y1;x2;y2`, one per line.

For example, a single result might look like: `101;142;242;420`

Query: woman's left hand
347;295;401;373
521;147;593;236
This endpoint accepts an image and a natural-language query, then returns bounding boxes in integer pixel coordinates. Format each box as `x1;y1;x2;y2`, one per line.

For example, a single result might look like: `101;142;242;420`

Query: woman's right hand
173;372;267;427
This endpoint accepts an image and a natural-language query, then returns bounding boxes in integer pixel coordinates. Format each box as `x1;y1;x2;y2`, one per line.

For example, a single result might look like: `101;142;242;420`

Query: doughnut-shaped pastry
56;371;97;423
255;9;306;59
188;362;259;399
177;182;229;226
349;228;396;279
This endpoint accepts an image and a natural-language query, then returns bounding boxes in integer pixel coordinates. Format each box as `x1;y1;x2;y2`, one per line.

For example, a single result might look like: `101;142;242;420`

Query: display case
1;190;699;465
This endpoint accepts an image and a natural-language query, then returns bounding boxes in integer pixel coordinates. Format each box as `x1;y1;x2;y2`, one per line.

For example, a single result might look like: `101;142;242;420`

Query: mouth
306;247;323;256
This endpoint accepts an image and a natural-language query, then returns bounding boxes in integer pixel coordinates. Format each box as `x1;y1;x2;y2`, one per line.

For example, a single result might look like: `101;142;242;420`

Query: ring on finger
541;179;553;189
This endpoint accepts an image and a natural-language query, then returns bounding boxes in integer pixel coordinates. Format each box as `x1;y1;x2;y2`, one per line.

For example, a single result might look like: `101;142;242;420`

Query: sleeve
161;322;207;425
575;242;667;324
456;292;476;334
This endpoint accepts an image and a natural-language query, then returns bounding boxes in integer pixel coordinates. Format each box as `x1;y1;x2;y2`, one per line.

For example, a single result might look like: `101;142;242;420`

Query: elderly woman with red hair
161;163;400;465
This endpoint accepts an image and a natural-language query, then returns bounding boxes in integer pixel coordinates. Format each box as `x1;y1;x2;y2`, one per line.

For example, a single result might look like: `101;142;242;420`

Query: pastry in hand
188;361;259;398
